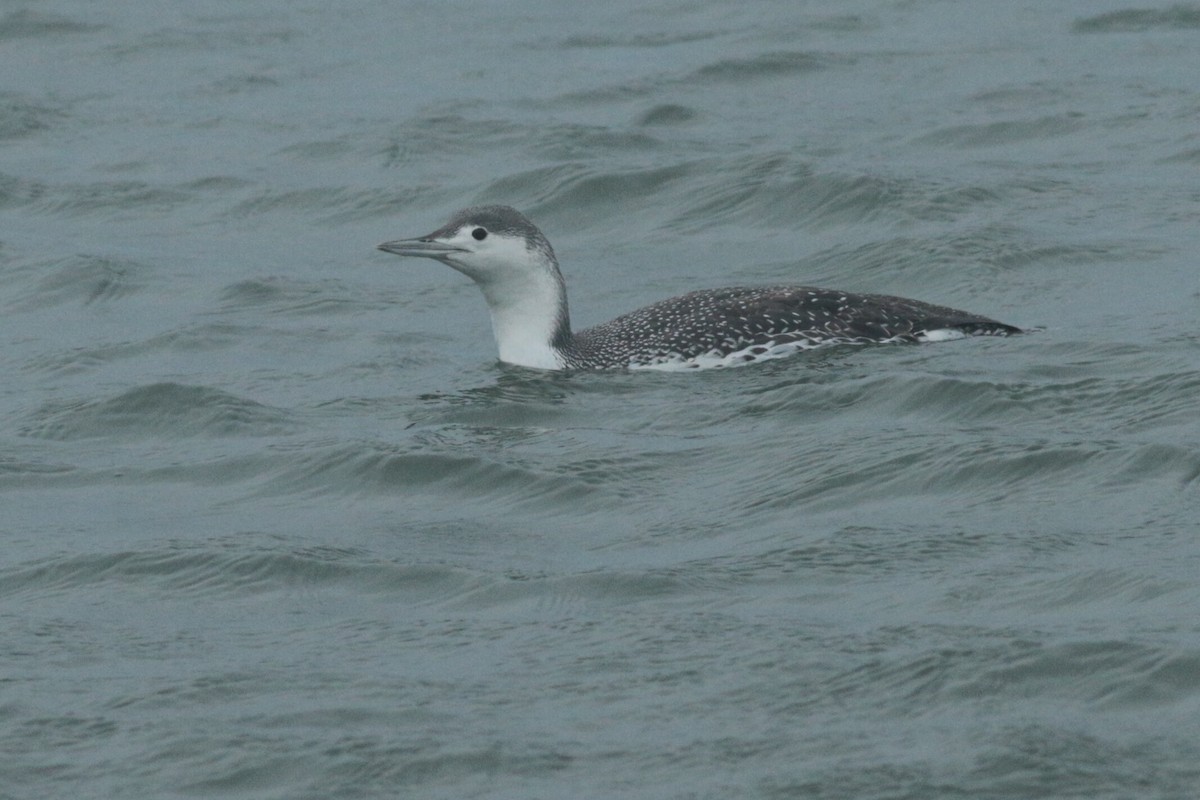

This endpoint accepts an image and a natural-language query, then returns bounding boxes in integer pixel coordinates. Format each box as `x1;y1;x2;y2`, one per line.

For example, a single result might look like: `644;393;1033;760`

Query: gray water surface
3;1;1199;798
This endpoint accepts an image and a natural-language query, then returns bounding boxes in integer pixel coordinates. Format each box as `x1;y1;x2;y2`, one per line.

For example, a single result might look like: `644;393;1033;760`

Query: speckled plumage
566;285;1019;369
378;205;1021;371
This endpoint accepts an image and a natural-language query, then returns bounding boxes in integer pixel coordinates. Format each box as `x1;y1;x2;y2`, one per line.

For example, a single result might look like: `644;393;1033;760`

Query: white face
437;223;541;284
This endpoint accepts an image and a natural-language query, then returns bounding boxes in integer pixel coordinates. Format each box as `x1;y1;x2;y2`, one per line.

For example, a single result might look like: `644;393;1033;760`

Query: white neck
476;266;568;370
434;230;572;370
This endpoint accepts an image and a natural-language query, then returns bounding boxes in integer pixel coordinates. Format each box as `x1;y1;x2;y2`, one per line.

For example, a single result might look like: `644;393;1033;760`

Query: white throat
453;240;569;370
480;277;567;369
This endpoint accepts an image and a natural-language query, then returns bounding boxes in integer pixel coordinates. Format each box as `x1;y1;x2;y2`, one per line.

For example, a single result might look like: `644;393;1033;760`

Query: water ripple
0;9;100;40
689;51;835;83
258;438;604;508
33;181;192;218
1074;6;1200;33
0;92;64;139
916;115;1086;148
0;548;479;601
20;382;295;440
7;255;151;309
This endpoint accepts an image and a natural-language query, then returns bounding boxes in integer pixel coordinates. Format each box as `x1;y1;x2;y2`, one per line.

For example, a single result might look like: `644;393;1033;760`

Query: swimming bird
377;205;1020;370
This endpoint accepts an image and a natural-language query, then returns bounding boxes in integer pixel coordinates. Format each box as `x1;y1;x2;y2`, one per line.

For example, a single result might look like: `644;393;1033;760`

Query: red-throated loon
377;205;1021;370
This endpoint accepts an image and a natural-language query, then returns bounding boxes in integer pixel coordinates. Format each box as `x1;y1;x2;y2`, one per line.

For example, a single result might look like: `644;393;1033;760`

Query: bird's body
377;205;1020;371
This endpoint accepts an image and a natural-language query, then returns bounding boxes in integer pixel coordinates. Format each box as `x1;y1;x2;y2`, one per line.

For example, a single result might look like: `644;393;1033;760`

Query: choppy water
3;1;1199;798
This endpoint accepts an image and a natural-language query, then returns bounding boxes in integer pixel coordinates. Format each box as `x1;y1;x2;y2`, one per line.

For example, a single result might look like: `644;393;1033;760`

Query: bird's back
566;285;1020;369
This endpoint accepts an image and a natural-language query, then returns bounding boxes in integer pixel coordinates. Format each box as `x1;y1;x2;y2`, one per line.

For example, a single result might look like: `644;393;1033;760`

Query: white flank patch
627;327;973;372
629;339;826;372
914;328;967;343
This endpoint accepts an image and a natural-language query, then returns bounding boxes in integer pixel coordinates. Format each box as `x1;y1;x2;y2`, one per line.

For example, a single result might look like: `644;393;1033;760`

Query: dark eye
472;227;487;241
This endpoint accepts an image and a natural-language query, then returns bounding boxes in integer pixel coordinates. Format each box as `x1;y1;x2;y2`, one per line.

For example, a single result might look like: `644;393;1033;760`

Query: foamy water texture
2;2;1199;798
